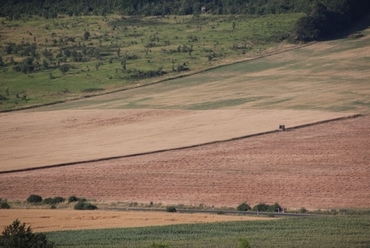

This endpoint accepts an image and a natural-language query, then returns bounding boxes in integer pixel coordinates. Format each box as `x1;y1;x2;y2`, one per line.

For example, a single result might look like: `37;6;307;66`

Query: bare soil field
0;109;354;172
0;115;368;210
0;209;270;232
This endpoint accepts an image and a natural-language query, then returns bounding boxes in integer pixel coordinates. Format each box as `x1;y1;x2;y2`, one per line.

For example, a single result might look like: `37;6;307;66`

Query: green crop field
45;214;370;247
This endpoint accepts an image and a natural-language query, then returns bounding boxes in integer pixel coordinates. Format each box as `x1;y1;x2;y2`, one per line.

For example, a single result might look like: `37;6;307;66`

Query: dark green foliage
0;95;8;101
27;194;42;203
236;202;251;211
166;206;177;212
74;201;98;210
59;64;70;74
252;203;282;212
292;0;370;41
1;0;369;19
0;219;54;248
129;68;166;80
83;31;90;40
68;195;79;203
43;197;65;205
0;202;10;209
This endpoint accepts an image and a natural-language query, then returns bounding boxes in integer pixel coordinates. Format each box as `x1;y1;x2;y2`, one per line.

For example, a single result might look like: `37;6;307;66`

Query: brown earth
0;209;270;232
0;114;368;211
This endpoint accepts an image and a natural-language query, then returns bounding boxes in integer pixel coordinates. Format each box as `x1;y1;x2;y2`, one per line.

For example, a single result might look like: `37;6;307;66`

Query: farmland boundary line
105;207;317;218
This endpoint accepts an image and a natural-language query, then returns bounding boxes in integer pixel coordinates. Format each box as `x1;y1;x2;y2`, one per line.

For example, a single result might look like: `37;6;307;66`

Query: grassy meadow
45;214;370;247
0;13;303;111
37;26;370;114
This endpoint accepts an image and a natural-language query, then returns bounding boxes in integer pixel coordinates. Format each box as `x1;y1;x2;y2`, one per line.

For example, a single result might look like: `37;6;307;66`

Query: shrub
0;219;54;247
43;198;54;205
43;197;65;205
269;203;282;212
217;210;225;215
53;196;65;204
252;203;270;212
237;202;251;211
0;202;10;209
27;194;42;203
74;201;97;210
252;202;282;212
68;195;79;203
166;206;177;212
299;207;308;213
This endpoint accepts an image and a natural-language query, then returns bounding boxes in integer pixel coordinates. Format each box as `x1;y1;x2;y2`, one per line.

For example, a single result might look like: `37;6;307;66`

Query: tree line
1;0;369;41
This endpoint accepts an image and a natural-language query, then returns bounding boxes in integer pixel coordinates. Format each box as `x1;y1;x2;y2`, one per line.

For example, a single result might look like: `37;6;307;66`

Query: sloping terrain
0;26;369;212
0;115;368;210
0;109;354;171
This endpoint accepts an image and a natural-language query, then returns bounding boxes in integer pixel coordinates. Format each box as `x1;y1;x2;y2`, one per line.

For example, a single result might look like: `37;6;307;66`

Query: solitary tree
0;219;54;248
83;31;90;40
59;64;70;75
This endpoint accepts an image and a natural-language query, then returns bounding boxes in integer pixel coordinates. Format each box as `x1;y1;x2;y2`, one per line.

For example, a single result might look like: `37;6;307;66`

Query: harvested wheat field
0;209;270;232
0;115;368;210
0;109;354;172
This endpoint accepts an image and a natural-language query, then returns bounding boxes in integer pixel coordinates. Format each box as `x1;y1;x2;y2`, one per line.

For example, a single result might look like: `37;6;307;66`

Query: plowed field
0;115;368;210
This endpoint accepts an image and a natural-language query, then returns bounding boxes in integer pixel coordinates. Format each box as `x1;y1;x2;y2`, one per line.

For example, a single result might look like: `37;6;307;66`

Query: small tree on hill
237;202;251;211
27;194;42;203
0;219;54;248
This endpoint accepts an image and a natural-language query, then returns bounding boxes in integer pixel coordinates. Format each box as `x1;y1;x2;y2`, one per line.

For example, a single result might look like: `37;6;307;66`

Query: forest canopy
1;0;369;41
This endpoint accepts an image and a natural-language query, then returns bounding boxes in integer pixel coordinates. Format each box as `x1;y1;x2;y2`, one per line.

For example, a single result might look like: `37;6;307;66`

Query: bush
252;203;270;212
299;207;308;213
0;219;54;247
0;202;10;209
74;201;97;210
166;206;177;212
253;203;282;212
53;196;65;204
43;196;65;205
237;202;251;211
68;195;79;203
27;194;42;203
